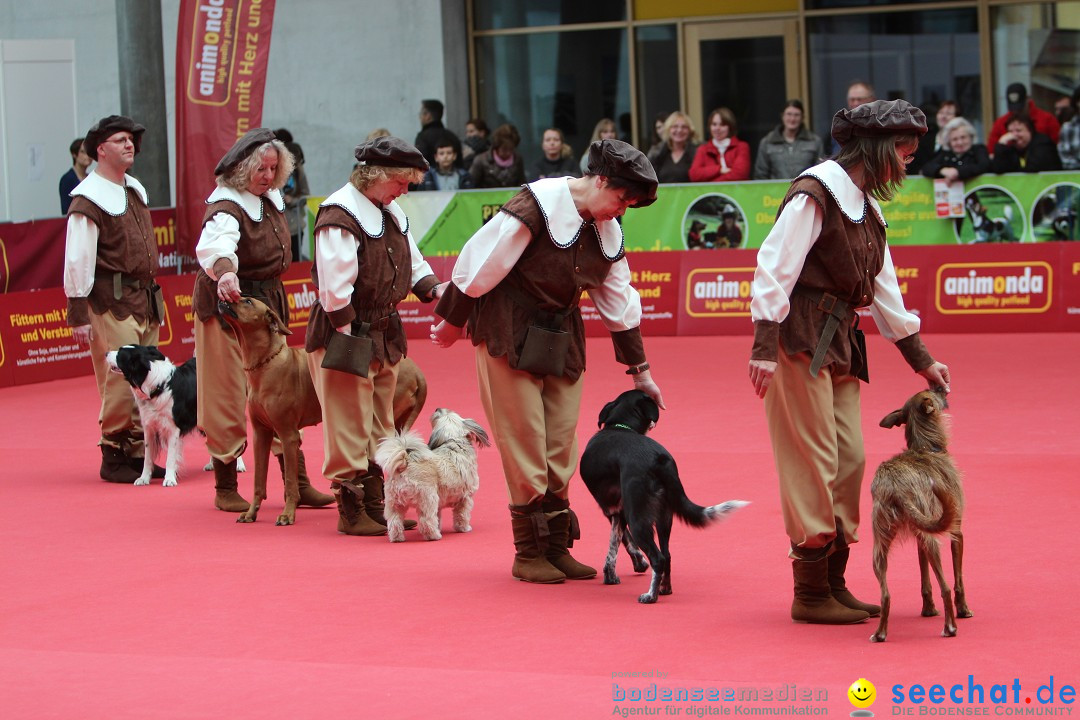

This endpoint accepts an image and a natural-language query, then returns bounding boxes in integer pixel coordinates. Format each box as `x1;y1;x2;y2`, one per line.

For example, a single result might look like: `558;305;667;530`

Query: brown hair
707;107;738;138
490;123;521;153
835;133;919;203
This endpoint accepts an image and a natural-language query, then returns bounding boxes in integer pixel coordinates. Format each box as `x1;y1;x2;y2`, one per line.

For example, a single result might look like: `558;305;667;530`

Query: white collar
205;185;284;220
320;184;409;237
69;171;149;215
526;177;624;260
797;159;887;227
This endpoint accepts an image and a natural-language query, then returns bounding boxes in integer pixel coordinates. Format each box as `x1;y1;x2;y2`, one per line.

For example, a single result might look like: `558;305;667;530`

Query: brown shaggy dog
869;388;972;643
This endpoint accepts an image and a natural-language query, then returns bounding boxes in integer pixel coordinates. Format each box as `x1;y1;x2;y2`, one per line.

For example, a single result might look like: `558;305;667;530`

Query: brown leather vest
67;189;158;324
192;199;291;323
777;176;886;375
460;187;639;381
304;204;412;365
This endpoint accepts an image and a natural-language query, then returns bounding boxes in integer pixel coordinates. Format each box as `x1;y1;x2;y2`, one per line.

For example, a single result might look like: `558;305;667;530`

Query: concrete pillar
115;0;171;207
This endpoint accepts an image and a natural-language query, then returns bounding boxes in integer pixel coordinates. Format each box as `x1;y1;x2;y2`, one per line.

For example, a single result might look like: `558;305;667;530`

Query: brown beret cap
214;128;277;176
85;115;146;161
831;99;927;147
587;139;659;207
354;136;429;171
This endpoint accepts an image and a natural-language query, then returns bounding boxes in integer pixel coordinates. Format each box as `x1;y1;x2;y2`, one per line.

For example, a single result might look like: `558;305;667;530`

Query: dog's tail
374;431;430;479
659;458;750;527
905;481;960;535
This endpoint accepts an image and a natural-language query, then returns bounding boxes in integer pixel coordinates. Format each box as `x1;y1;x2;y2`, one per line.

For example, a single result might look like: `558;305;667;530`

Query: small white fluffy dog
376;408;490;542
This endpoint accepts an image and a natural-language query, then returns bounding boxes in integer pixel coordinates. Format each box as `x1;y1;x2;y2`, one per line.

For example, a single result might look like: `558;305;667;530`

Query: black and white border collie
105;345;197;487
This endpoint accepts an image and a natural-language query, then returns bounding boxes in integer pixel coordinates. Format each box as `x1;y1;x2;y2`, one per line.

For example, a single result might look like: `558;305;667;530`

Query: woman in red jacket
689;107;751;182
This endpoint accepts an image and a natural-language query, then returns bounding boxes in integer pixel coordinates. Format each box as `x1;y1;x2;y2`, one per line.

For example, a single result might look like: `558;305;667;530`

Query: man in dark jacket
414;99;463;168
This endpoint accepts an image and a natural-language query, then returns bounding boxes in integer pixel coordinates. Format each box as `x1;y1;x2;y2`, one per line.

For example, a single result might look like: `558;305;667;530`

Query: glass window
476;29;631;170
635;25;679;151
991;2;1080;122
474;0;626;31
808;9;981;146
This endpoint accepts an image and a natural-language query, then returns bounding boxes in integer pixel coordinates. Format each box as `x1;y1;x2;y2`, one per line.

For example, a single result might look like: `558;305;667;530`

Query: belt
238;277;281;296
352;311;398;335
793;285;854;378
96;271;149;301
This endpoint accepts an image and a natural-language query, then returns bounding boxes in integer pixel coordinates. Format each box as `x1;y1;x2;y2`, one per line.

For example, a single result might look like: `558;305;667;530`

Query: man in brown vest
64;115;162;483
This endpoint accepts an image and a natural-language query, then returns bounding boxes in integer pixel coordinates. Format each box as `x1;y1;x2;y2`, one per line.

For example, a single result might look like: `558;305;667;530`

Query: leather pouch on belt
321;329;374;378
514;324;570;377
151;283;165;325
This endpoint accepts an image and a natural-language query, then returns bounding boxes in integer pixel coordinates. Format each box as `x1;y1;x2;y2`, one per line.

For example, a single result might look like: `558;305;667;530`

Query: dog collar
244;343;285;372
610;423;635;432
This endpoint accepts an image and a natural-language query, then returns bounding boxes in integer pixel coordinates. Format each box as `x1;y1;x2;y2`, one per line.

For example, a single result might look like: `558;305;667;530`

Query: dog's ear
636;392;660;426
148;346;166;361
265;307;293;336
597;399;618;428
879;409;905;429
463;419;491;448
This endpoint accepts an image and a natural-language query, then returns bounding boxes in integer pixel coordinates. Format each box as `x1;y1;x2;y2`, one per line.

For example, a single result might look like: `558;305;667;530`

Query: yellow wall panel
634;0;798;21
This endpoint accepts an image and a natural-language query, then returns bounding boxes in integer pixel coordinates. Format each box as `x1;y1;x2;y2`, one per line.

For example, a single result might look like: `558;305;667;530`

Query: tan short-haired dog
218;296;426;526
869;388;972;643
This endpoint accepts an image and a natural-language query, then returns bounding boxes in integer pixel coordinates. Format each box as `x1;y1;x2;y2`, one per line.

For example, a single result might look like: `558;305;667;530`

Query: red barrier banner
582;252;681;337
1063;244;1080;331
0;209;188;295
175;0;276;258
3;246;1078;388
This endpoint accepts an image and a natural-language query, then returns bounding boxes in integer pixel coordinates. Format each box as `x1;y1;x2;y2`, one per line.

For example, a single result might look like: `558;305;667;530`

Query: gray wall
1;0;467;211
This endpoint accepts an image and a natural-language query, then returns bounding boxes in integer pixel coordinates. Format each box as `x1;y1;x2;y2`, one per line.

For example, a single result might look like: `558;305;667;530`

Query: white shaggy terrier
376;408;490;542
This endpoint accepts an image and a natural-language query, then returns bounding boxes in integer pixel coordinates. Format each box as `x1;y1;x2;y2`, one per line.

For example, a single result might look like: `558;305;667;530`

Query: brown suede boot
212;458;250;512
277;451;334;507
124;432;165;479
828;547;881;617
99;444;141;484
542;495;597;580
361;465;416;529
334;478;387;536
791;557;870;624
509;503;566;584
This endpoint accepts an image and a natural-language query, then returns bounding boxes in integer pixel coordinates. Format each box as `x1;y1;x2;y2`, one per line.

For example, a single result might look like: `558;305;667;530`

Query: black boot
509;502;566;584
277;451;334;507
542;494;597;580
99;444;140;483
791;556;870;624
212;458;249;512
828;547;881;616
334;478;387;536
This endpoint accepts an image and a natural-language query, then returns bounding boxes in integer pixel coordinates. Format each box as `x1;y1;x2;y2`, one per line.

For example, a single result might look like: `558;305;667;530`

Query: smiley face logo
848;678;876;708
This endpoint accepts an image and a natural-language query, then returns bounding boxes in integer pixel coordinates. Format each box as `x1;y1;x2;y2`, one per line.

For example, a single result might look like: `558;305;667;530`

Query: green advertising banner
308;172;1080;256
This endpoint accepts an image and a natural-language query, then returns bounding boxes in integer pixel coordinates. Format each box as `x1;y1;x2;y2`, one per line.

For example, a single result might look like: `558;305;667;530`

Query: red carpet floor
2;333;1077;719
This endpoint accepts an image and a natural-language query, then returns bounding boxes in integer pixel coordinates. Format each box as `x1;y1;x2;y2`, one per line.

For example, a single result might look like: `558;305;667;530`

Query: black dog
579;390;748;603
105;345;197;487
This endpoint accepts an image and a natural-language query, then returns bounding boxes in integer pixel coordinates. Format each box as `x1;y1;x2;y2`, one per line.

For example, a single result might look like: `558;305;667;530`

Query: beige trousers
764;345;864;559
89;310;159;451
475;344;584;507
307;348;398;486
